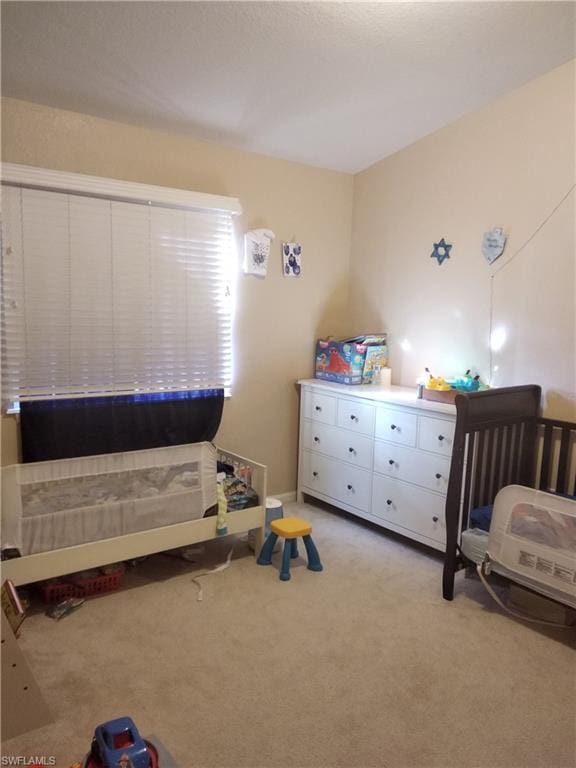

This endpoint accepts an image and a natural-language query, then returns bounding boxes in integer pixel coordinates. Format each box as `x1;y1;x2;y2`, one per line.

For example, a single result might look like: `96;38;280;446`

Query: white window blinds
1;170;240;404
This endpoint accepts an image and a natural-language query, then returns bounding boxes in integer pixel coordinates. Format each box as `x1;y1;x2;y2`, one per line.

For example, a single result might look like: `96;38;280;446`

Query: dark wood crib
442;384;576;601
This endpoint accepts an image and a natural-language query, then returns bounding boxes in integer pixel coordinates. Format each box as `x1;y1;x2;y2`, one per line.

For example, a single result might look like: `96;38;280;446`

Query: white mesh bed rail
486;485;576;608
2;442;217;556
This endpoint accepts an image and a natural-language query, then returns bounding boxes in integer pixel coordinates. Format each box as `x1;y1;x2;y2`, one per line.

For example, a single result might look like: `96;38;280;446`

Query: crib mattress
2;443;217;556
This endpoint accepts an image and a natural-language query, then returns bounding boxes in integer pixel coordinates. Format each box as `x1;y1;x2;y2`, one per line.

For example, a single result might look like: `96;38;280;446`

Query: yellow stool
257;516;323;581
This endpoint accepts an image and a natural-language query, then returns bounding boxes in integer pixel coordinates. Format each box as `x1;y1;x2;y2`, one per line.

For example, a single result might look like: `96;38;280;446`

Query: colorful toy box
315;335;388;385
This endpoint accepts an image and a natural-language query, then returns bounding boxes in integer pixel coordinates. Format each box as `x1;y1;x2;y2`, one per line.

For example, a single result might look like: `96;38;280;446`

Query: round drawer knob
390;424;397;430
348;447;355;454
388;459;395;465
315;405;322;412
435;473;442;479
438;434;445;441
312;471;318;477
313;436;320;443
386;499;392;506
350;414;358;422
347;484;353;491
432;516;439;523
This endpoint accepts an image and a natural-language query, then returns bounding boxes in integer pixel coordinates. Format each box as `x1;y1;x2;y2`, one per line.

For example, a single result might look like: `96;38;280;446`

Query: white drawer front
418;415;455;456
373;441;450;494
375;407;417;447
302;451;371;512
337;398;375;436
372;475;446;545
304;390;337;425
303;421;372;469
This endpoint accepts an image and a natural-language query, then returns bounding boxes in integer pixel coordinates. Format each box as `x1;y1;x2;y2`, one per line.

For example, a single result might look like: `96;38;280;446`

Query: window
1;165;241;407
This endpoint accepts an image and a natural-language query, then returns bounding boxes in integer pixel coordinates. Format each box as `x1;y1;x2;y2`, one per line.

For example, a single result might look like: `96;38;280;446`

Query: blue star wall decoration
431;238;452;265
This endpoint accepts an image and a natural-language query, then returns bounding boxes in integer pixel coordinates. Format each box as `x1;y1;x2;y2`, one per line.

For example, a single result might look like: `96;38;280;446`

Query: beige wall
351;60;576;419
0;98;354;492
2;58;575;487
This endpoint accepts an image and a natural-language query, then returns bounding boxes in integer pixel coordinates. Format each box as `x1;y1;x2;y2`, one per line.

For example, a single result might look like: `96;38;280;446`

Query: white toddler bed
1;443;267;587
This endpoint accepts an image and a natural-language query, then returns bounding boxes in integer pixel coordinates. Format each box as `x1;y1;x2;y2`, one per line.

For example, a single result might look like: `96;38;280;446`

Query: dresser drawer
303;390;337;425
373;441;450;494
302;421;372;469
337;398;375;436
418;415;455;456
372;475;446;545
375;407;417;447
301;451;371;512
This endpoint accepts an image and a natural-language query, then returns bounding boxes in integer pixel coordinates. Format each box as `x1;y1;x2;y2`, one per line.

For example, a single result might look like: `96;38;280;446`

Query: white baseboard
271;491;297;505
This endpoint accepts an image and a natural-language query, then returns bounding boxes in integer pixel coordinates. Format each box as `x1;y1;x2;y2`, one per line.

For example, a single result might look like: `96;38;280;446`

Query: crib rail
463;421;534;513
536;417;576;496
443;385;542;600
442;386;576;601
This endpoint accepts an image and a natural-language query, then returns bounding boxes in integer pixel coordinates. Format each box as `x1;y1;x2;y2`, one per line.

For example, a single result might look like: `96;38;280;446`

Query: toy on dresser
421;368;488;403
315;334;388;385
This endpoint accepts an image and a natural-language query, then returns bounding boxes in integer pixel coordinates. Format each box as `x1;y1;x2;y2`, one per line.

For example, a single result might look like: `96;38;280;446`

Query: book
1;579;26;636
361;345;389;384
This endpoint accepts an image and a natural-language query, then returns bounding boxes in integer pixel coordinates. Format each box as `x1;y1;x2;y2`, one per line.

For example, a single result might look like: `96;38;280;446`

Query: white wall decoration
282;242;302;277
430;237;452;265
482;227;507;264
243;229;275;276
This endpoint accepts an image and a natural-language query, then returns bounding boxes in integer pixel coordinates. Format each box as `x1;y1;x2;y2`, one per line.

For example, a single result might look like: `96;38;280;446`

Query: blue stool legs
280;539;293;581
303;534;323;572
258;530;323;580
257;532;278;566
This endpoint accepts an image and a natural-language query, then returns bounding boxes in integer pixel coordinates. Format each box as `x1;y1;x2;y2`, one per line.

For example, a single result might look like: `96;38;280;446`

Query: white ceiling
2;1;575;173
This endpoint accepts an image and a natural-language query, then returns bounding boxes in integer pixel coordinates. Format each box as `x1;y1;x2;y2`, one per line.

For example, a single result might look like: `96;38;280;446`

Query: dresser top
298;378;456;416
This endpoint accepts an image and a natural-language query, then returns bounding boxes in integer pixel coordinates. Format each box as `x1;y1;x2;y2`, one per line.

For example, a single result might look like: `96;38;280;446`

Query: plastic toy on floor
85;717;159;768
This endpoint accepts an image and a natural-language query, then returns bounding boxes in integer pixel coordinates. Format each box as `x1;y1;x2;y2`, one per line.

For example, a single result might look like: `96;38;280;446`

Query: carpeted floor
3;501;575;768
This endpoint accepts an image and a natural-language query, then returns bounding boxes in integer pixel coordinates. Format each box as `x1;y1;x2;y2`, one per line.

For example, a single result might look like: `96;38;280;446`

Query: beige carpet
2;501;575;768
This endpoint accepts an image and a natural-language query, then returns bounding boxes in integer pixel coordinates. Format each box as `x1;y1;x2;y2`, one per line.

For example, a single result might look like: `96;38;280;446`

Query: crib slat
484;428;495;506
462;431;475;527
556;427;571;494
501;424;512;487
475;429;488;508
539;423;554;491
509;423;521;484
519;418;538;486
485;428;498;504
492;425;506;497
483;428;492;505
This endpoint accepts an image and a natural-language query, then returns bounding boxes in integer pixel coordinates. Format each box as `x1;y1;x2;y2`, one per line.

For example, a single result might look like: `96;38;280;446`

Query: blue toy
450;369;481;392
86;717;159;768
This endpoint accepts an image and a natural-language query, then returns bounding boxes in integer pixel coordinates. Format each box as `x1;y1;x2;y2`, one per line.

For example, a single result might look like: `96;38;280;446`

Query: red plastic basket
40;569;124;603
40;582;76;604
73;570;124;598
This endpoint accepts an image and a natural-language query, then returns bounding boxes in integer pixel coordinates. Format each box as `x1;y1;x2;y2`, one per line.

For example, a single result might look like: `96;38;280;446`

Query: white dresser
297;379;457;551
